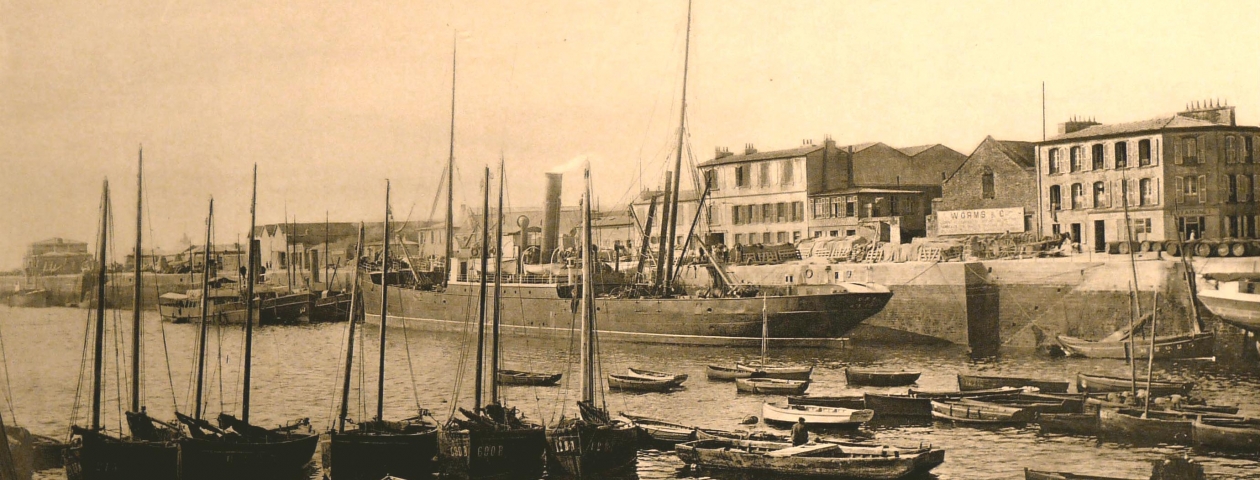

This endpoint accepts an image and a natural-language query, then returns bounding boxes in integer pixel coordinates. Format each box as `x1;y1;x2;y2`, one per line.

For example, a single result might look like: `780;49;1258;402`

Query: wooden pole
193;199;213;420
443;39;457;288
474;167;490;408
241;166;257;424
338;224;365;432
91;181;110;430
377;182;391;421
130;147;143;414
663;0;694;292
490;158;505;404
1144;291;1158;416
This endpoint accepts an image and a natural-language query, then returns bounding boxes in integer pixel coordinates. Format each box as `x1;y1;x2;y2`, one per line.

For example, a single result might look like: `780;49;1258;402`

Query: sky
3;0;1260;269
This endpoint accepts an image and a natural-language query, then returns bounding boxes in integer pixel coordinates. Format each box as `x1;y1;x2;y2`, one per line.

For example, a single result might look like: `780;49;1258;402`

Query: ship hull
361;279;891;347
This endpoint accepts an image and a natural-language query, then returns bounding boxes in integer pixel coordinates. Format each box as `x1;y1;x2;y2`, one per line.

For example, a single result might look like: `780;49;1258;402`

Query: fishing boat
907;386;1019;398
1;420;33;480
736;362;814;381
176;167;320;480
960;396;1072;415
787;395;866;410
957;374;1069;393
1197;272;1260;332
544;164;640;478
736;378;810;395
438;164;547;480
608;374;679;392
844;368;920;387
705;364;762;381
1036;413;1099;436
762;402;874;427
1191;417;1260;452
675;437;945;479
495;370;562;387
1097;408;1192;446
930;400;1035;424
863;393;932;417
65;166;181;480
1055;311;1215;361
158;283;311;325
618;415;696;446
625;367;688;386
1075;373;1193;396
327;217;439;480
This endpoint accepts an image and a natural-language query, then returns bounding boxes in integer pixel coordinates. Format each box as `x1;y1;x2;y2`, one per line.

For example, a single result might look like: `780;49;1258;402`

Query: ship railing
455;272;566;285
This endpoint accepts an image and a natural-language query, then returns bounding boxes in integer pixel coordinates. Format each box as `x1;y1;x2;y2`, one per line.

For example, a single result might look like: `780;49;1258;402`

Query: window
708;205;721;225
775;202;786;223
731;205;742;225
777;232;788;243
781;159;794;186
1226;136;1237;163
1248;137;1255;164
704;169;720;190
981;167;995;199
733;234;744;246
762;203;773;223
1177;175;1205;203
845;196;857;217
1092;144;1105;170
1241;174;1253;203
759;163;771;187
1049;185;1062;211
1127;218;1152;235
761;232;772;244
1139;178;1155;206
1182;137;1198;164
1115;142;1128;168
1138;139;1152;166
792;201;803;222
1070;146;1083;172
1070;183;1084;209
793;231;801;242
1093;181;1106;208
812;199;828;219
812;231;822;238
1229;175;1239;203
1048;148;1061;174
735;165;750;187
831;197;842;217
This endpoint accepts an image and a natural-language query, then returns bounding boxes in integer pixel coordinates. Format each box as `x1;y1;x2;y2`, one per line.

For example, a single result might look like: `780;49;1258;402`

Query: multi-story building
23;237;92;275
1036;102;1260;251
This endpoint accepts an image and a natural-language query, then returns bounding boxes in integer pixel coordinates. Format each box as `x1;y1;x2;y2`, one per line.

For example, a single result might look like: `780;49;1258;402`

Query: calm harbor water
2;305;1258;479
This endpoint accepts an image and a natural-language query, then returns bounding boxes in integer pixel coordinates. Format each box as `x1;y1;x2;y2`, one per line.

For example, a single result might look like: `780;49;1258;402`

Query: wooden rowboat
625;367;687;386
495;369;562;386
1097;408;1192;446
863;393;932;417
844;368;921;387
617;415;696;446
1191;417;1260;452
930;400;1035;424
1036;413;1099;436
1075;373;1193;397
787;395;866;410
736;362;813;381
960;397;1070;415
608;374;678;392
736;378;809;395
676;438;945;479
908;386;1019;399
957;374;1069;393
1056;332;1215;360
706;365;762;381
762;402;874;427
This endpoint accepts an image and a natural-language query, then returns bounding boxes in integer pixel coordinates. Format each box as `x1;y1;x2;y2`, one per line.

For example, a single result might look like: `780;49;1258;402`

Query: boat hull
762;402;874;427
178;433;319;480
957;374;1069;393
544;423;639;478
608;375;677;392
1056;333;1215;360
1198;286;1260;332
1037;413;1099;436
1097;408;1191;446
159;294;311;325
362;279;891;347
327;429;438;480
675;439;945;480
1075;373;1194;397
737;378;809;395
437;427;546;480
496;370;562;386
845;369;920;387
706;365;759;381
863;394;932;417
930;401;1034;424
64;430;177;480
787;395;867;410
1192;419;1260;452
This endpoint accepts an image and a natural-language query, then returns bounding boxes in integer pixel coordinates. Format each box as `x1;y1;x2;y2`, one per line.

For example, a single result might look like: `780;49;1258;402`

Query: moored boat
1056;332;1215;360
495;370;562;387
737;362;813;380
675;437;945;479
787;395;866;410
762;402;874;427
961;396;1072;415
1191;417;1260;452
625;367;687;386
845;368;920;387
736;378;809;395
1036;412;1099;436
706;364;762;381
1096;408;1192;446
863;393;932;417
1197;272;1260;332
957;374;1069;393
930;400;1035;424
1076;373;1193;397
908;386;1019;399
617;414;696;446
608;374;679;393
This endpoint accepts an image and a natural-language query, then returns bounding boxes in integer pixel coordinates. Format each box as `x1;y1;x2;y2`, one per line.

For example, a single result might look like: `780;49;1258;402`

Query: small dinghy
844;367;920;387
908;386;1019;399
625;367;687;386
787;395;866;410
706;364;764;381
1097;408;1193;446
1191;417;1260;452
1037;412;1099;436
736;362;813;381
495;369;562;386
864;393;932;418
930;400;1035;424
736;378;809;395
676;437;945;479
957;374;1069;393
1076;373;1193;397
762;402;874;427
617;414;696;446
608;374;678;392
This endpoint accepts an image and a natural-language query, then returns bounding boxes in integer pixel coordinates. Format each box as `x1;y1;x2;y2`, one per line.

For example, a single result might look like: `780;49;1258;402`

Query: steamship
360;173;892;347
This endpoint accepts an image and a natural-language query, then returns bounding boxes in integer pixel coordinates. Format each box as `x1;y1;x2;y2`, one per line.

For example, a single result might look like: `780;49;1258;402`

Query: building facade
1037;102;1260;251
699;142;824;247
935;136;1037;235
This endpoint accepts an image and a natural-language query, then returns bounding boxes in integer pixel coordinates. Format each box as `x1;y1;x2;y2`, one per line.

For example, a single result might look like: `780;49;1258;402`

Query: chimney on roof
714;146;733;160
823;134;836;149
802;139;814;146
1058;115;1101;135
1180;98;1235;126
744;143;757;155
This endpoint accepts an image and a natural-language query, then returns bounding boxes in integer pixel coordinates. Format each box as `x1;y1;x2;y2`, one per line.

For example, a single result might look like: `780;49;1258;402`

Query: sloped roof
994;139;1037;169
813;187;924;196
699;145;821;167
1048;115;1220;142
591;211;634;228
33;237;86;246
632;189;701;205
897;144;936;156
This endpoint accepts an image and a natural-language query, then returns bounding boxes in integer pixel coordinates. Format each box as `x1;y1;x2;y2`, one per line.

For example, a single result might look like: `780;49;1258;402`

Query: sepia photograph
1;1;1258;479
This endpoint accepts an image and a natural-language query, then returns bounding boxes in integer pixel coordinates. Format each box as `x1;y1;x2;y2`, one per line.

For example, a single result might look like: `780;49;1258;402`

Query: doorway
1093;220;1107;253
1070;223;1082;251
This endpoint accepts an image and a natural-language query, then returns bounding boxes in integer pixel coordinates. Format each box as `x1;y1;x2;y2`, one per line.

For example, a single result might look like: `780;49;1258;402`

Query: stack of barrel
1111;239;1260;257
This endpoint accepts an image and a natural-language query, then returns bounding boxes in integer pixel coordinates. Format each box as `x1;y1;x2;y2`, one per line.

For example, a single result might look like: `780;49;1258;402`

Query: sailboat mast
1120;169;1140;397
131;147;143;414
580;166;596;403
761;296;768;366
474;167;491;408
324;211;329;287
339;224;365;433
194;199;214;420
444;40;457;288
1144;292;1158;415
490;158;505;403
91;180;111;431
241;165;258;424
377;181;391;421
663;0;694;292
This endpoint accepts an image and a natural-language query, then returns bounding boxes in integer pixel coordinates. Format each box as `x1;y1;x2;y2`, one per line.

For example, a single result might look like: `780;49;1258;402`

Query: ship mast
474;167;491;408
193;199;213;420
91;181;111;430
377;181;391;421
580;165;596;404
662;0;694;293
241;165;258;424
490;158;505;404
130;147;143;414
444;40;457;287
338;224;365;433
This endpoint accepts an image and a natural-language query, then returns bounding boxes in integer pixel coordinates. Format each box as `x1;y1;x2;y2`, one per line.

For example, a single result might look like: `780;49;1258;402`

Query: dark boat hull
437;427;546;480
177;433;319;480
327;429;438;480
362;279;891;347
308;292;353;323
845;369;920;387
1056;333;1215;360
545;423;639;478
64;430;177;480
1192;419;1260;452
1075;373;1194;397
864;393;932;417
787;395;866;410
1037;413;1099;436
1097;409;1191;446
160;294;311;325
957;374;1069;393
496;370;562;386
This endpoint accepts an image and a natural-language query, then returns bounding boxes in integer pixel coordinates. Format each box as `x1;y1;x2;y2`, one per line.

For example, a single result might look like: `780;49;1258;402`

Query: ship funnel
542;172;562;263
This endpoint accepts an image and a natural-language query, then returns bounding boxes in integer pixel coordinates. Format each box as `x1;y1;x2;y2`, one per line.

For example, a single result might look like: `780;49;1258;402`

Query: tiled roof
994;139;1037;169
1047;115;1219;141
699;145;821;167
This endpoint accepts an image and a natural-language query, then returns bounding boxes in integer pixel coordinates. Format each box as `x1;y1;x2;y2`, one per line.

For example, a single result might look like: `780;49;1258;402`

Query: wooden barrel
1230;242;1248;257
1117;241;1131;255
1195;241;1216;257
1165;242;1181;256
1216;242;1233;257
1138;241;1152;252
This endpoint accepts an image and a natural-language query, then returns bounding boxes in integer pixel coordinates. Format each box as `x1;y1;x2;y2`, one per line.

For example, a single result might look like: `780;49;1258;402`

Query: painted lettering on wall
937;207;1025;235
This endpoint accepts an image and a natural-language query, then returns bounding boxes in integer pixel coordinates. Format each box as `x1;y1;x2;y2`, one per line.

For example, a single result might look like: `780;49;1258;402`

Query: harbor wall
0;268;355;308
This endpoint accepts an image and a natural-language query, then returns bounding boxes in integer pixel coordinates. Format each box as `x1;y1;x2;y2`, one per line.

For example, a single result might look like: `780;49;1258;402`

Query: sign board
936;207;1025;236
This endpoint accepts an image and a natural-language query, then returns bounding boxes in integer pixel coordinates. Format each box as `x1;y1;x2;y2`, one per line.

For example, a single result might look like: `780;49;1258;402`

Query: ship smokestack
542;172;562;263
